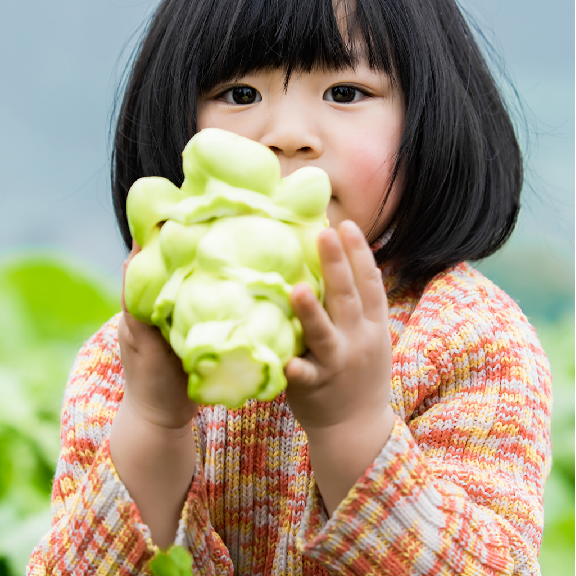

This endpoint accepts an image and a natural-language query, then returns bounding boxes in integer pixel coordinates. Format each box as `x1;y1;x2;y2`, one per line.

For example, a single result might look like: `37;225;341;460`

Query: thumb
121;240;142;314
284;356;322;387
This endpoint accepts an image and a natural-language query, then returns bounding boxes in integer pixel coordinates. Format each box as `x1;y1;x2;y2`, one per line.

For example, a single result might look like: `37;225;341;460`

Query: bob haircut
112;0;522;287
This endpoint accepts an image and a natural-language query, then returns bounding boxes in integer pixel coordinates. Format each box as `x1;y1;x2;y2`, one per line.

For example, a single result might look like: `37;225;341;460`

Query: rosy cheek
343;142;395;201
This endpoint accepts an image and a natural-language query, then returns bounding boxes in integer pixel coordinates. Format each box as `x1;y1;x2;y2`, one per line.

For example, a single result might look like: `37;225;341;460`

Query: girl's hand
112;243;199;547
285;220;393;435
285;220;395;514
118;243;199;429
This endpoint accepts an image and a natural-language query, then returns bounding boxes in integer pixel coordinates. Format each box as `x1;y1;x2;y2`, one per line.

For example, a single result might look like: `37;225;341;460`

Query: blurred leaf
0;433;53;514
150;546;193;576
535;313;575;575
535;315;576;489
0;250;121;576
5;344;76;420
539;504;575;576
542;469;574;527
0;250;120;347
0;370;34;429
0;435;12;501
0;507;52;576
0;250;121;433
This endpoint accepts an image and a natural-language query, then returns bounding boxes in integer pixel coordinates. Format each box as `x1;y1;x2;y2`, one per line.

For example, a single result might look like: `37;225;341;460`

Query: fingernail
341;220;363;238
296;283;312;301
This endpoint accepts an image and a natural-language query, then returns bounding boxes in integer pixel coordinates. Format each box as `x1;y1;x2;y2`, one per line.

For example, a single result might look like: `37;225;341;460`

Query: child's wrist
119;391;196;436
306;403;394;452
110;395;197;548
110;398;197;497
305;404;395;515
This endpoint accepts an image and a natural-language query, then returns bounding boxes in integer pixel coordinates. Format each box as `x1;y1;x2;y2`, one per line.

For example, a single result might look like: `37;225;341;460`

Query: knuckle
334;287;359;303
118;314;137;350
317;331;338;353
299;368;317;388
365;264;383;284
330;289;361;313
304;321;337;349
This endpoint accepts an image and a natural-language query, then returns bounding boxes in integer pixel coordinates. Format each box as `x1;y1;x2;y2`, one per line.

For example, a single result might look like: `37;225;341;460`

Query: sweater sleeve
296;276;552;576
27;316;234;576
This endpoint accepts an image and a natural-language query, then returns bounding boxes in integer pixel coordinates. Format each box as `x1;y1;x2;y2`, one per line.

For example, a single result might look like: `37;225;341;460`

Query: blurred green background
0;243;573;575
0;0;573;574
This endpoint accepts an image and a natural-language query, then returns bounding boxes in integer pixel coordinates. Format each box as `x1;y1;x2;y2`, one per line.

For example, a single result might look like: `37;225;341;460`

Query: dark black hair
111;0;522;286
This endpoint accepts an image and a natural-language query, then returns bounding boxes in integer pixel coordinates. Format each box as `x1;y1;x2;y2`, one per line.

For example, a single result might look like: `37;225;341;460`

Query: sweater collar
369;227;399;295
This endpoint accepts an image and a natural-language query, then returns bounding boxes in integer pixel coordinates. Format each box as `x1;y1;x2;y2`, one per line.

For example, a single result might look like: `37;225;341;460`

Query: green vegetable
149;546;193;576
124;127;330;407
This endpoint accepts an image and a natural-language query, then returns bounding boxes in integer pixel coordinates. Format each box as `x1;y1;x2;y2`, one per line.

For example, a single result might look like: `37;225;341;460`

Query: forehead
196;0;397;92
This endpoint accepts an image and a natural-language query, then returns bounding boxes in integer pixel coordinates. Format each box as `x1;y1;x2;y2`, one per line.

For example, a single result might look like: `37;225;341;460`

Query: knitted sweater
28;262;552;576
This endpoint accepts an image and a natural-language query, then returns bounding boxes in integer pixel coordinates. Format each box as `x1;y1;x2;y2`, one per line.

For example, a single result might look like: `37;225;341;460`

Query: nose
259;100;323;161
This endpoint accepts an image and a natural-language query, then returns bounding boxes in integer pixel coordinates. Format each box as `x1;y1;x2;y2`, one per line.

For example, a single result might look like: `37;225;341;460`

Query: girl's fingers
284;355;322;387
318;227;363;329
290;282;338;363
339;221;387;323
121;241;142;314
120;258;130;314
120;242;155;337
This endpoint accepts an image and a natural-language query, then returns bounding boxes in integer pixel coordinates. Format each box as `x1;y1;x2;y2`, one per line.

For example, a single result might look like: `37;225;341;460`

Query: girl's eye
219;86;261;105
324;85;365;104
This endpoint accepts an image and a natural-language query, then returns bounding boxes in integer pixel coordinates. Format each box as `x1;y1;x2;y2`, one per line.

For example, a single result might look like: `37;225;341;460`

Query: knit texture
28;262;552;575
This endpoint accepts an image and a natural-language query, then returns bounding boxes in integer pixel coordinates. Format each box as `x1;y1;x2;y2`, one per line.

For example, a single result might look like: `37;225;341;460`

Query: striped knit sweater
28;262;552;576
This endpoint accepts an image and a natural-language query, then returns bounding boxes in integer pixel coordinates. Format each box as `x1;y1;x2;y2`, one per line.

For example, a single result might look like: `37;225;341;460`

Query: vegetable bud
124;128;330;407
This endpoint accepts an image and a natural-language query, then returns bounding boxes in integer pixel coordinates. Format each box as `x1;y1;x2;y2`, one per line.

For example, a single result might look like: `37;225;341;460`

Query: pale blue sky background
0;0;574;297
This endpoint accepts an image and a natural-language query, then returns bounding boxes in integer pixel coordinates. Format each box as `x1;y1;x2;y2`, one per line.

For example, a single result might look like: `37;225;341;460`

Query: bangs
114;0;523;286
193;0;398;92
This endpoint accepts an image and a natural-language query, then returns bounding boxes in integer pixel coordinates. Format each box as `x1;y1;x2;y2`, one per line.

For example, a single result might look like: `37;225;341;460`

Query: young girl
28;0;552;574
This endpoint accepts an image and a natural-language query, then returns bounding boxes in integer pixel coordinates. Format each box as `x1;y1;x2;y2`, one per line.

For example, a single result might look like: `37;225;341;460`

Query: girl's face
197;60;405;243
